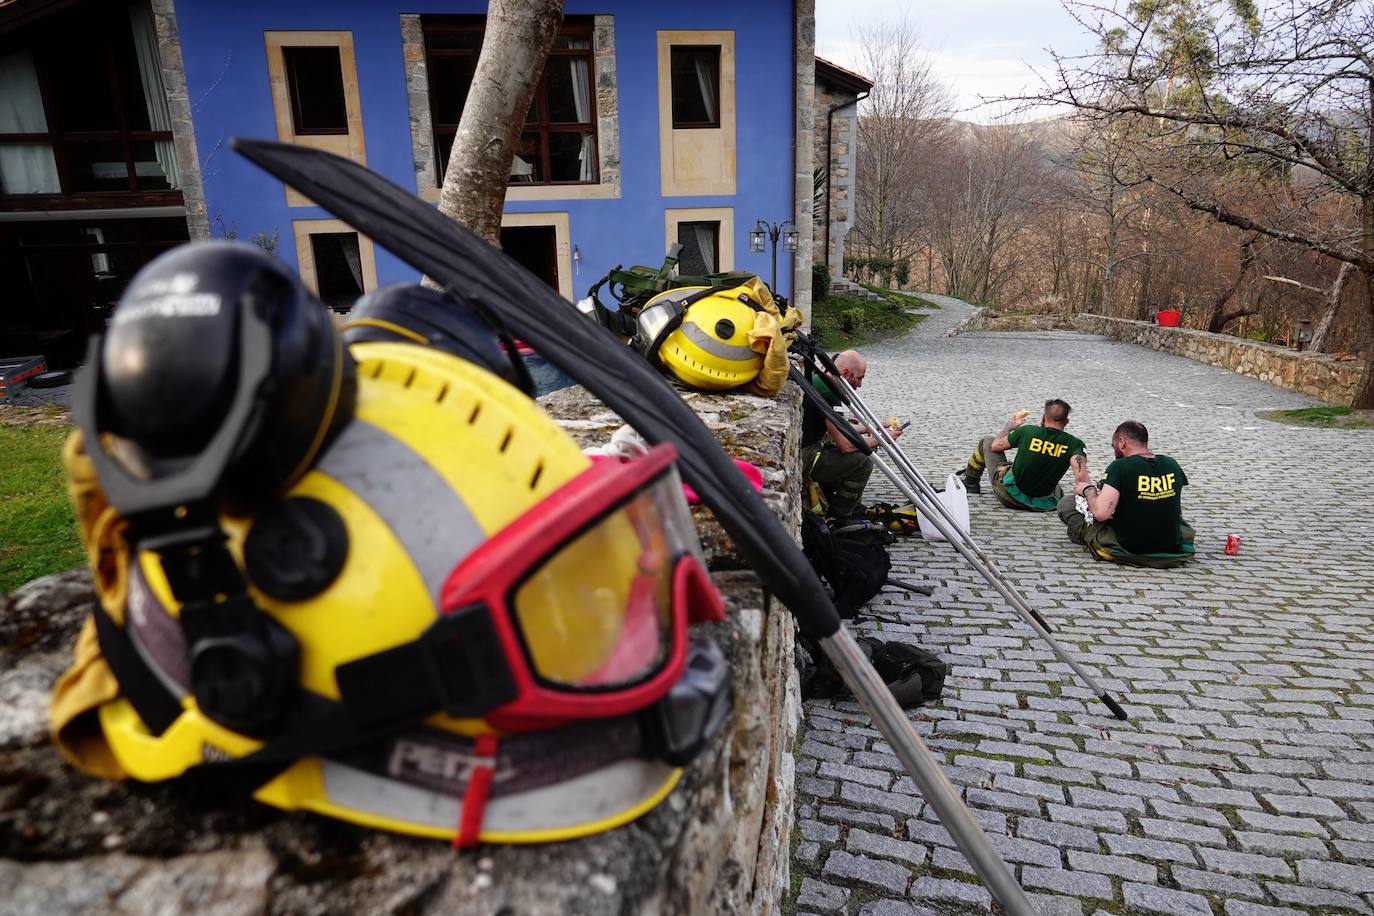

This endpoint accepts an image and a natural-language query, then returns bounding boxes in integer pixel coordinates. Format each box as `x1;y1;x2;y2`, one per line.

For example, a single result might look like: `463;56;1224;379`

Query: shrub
839;306;864;333
870;256;894;287
894;257;910;288
812;262;831;302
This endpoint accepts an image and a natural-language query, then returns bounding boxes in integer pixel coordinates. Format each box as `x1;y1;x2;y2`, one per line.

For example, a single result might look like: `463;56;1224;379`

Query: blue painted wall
175;0;797;298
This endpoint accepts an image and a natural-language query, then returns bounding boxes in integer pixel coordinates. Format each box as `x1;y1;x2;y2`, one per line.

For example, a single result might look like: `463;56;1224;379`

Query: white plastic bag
917;474;971;541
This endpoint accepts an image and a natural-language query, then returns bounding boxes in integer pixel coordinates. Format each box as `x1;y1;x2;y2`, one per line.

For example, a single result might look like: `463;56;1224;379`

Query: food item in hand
1013;409;1031;423
884;416;901;430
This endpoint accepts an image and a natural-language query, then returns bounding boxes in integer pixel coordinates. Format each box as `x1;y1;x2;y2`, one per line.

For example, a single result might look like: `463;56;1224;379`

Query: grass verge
811;294;925;350
1256;406;1374;429
0;414;81;593
858;283;940;309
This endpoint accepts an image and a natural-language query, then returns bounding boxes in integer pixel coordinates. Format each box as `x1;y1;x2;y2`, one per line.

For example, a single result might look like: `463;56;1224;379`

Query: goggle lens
512;468;696;689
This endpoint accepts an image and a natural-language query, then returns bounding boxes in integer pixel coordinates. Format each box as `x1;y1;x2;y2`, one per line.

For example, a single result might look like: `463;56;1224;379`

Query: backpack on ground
796;633;948;709
801;511;891;620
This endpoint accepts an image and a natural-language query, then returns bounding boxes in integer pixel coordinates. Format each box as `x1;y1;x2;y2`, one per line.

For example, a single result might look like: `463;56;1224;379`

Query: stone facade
813;80;857;281
399;15;438;196
949;310;1365;406
791;0;816;321
151;0;209;240
0;383;804;915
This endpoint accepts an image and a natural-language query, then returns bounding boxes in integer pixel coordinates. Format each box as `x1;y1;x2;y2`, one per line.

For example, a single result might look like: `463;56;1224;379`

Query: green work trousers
803;440;872;518
1056;494;1196;569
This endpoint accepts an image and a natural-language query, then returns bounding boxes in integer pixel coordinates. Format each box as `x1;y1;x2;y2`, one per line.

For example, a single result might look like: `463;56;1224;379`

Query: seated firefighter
959;399;1084;512
1058;420;1196;568
800;350;902;520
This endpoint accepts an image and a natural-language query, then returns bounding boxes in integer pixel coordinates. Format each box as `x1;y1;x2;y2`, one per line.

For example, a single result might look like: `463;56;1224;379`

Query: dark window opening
500;225;559;292
670;46;720;129
0;218;190;367
283;46;349;135
422;16;598;187
676;221;720;275
310;232;365;311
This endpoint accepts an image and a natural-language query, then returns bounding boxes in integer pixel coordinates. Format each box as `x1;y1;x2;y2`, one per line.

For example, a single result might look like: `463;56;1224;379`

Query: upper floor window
670;46;720;129
422;16;598;186
0;1;180;203
283;46;348;135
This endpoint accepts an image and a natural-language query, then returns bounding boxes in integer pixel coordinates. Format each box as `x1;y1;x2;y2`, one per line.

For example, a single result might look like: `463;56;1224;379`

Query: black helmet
79;240;356;515
341;283;534;395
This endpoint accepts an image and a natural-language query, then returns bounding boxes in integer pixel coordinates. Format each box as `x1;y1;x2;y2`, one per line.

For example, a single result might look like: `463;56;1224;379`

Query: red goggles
409;443;724;732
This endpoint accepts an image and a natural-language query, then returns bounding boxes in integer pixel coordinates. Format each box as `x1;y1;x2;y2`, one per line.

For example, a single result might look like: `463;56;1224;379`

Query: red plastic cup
1225;535;1241;556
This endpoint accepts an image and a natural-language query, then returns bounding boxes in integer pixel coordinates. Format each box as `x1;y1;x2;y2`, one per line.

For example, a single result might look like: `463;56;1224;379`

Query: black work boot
958;469;981;494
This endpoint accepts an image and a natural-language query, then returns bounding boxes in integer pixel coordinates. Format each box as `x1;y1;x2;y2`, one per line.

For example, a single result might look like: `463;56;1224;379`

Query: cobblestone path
791;297;1374;916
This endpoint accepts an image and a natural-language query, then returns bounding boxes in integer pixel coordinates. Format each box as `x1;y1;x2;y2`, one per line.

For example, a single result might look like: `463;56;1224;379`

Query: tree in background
923;124;1049;304
436;0;563;246
1038;0;1374;404
850;18;953;268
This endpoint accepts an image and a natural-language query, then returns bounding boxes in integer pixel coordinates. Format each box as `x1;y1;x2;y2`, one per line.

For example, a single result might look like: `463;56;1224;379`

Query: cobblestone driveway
791;297;1374;915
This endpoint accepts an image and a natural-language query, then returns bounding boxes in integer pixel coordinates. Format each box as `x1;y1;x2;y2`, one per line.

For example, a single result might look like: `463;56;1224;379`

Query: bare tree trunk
1205;236;1259;333
435;0;563;245
1309;262;1355;353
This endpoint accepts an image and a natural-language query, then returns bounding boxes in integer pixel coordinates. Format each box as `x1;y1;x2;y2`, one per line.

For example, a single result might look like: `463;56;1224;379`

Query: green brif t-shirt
1103;454;1190;554
801;375;844;446
1003;425;1085;506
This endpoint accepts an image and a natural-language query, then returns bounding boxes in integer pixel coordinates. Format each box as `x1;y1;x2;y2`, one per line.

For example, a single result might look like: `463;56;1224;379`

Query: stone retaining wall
0;384;804;915
950;309;1365;406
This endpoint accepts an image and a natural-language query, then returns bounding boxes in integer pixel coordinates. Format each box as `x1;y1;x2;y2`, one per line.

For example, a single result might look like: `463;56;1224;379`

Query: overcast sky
815;0;1096;121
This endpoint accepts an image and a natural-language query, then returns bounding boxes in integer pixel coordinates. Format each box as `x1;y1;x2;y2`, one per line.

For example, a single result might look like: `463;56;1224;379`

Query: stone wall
949;309;1365;406
1078;314;1364;406
0;385;804;915
812;81;859;281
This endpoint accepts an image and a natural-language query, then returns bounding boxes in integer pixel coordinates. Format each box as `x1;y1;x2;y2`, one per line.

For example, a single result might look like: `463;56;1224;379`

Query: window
283;47;348;135
292;219;376;310
676;221;719;275
664;208;733;274
0;2;181;203
309;233;365;311
423;17;598;186
670;46;720;129
264;32;364;207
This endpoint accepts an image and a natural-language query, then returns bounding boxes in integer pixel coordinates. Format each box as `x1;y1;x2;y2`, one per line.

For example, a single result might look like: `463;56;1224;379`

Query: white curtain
693;223;717;274
341;235;364;292
89;228;111;276
568;53;596;181
694;52;717;124
0;49;60;194
128;0;181;189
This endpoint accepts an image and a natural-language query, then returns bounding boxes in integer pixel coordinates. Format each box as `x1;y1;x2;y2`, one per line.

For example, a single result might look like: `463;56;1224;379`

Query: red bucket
1156;309;1182;328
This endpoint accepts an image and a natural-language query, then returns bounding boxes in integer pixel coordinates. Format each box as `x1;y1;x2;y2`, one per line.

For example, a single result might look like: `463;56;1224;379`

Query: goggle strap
334;604;519;728
453;733;500;849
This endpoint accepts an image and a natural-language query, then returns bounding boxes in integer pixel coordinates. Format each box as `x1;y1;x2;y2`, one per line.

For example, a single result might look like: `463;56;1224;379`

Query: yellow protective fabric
51;430;132;777
50;616;126;779
746;304;802;398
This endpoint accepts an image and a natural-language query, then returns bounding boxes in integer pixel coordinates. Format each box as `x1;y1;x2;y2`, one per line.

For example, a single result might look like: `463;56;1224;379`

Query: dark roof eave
815;56;873;94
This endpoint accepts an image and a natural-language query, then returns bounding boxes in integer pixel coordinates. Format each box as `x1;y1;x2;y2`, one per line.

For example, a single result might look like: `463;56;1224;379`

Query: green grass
1256;405;1374;429
0;420;83;593
811;294;925;350
857;283;940;309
